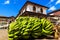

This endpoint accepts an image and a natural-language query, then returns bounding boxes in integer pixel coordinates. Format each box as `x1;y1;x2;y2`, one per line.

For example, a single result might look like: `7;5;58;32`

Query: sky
0;0;60;17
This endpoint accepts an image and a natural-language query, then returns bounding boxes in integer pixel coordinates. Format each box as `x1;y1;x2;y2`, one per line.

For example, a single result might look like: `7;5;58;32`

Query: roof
26;1;49;8
0;16;15;19
48;9;60;15
16;1;49;19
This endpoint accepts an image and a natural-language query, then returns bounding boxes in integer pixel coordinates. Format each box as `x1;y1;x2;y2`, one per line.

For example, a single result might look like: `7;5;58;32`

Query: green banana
9;38;13;40
45;23;52;29
42;29;53;34
46;26;53;31
23;32;29;35
9;17;54;39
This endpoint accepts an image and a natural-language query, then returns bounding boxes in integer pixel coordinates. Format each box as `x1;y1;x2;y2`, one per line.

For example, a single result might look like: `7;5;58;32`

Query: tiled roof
0;16;15;19
48;9;60;15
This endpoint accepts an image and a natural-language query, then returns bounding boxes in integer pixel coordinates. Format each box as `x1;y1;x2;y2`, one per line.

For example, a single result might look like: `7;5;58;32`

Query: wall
26;3;47;14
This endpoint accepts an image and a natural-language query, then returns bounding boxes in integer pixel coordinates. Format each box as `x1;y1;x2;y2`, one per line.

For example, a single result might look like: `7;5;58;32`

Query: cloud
46;0;54;5
56;0;60;4
4;0;10;4
48;6;56;11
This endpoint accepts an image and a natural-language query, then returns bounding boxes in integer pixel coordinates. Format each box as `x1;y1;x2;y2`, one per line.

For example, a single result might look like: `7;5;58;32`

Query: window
40;8;43;13
33;6;36;11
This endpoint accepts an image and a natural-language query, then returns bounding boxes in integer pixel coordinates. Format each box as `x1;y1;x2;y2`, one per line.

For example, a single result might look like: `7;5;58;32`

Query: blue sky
0;0;60;17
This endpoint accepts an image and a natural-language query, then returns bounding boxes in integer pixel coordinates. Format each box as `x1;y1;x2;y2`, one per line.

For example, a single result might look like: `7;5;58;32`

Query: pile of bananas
9;16;54;40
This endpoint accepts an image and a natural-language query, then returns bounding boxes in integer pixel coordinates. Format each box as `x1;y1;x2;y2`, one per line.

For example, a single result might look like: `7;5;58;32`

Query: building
0;16;15;40
47;9;60;38
48;9;60;16
16;1;48;19
47;9;60;25
0;16;15;29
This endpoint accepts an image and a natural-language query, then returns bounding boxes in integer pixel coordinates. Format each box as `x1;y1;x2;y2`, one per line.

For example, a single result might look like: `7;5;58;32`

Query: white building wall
36;7;41;13
26;5;33;12
26;5;47;14
43;8;46;14
0;19;10;28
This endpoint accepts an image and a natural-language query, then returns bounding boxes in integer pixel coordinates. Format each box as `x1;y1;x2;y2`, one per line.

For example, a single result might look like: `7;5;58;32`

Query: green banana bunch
9;16;54;40
40;18;54;35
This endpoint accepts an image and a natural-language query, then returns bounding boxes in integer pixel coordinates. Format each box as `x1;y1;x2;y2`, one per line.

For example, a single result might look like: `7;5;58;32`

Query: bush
8;17;54;40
